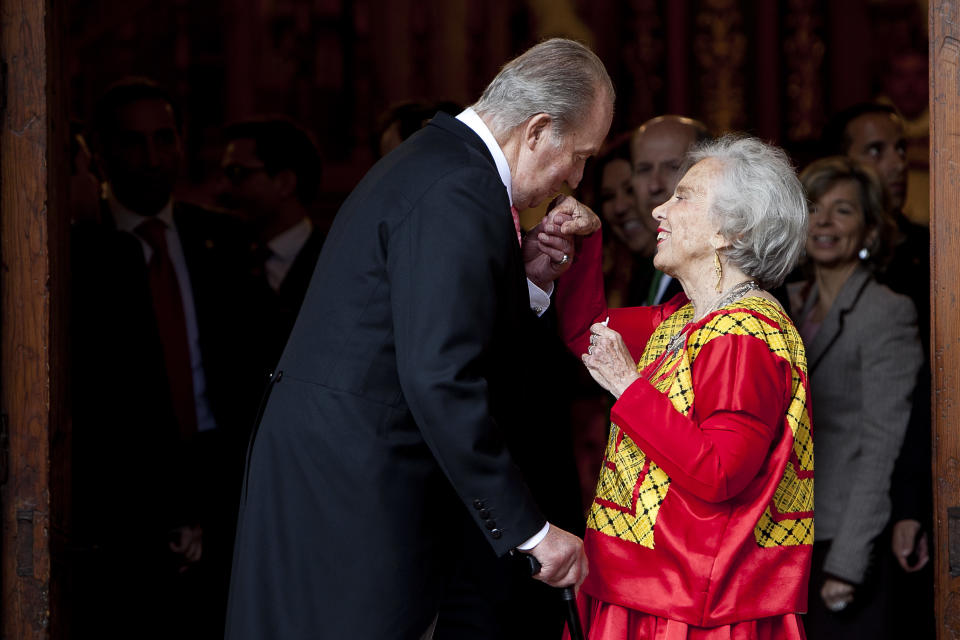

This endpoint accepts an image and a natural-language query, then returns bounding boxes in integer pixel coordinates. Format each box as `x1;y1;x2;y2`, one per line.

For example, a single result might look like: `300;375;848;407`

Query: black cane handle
524;555;585;640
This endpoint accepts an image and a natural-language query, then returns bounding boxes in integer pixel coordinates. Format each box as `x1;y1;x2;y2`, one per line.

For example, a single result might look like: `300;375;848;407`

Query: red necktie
135;218;198;439
510;206;522;246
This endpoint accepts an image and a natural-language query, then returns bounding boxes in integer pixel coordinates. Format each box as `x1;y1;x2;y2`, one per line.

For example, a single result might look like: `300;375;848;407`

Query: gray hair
472;38;614;142
687;135;808;289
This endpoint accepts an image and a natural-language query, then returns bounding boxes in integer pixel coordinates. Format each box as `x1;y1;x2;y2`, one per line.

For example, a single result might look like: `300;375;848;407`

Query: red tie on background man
510;206;522;245
135;218;198;439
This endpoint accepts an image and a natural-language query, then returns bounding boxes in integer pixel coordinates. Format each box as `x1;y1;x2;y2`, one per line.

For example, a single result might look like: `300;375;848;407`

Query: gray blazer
791;265;923;584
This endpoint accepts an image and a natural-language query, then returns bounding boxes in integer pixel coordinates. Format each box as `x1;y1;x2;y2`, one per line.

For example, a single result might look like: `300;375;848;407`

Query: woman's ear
864;225;880;252
711;232;731;252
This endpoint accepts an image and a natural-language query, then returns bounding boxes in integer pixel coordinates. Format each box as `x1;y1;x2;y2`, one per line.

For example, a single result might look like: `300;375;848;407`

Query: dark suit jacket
226;113;551;640
70;201;264;634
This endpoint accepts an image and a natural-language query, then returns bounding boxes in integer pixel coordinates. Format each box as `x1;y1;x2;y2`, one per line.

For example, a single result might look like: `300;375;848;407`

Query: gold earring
714;251;723;292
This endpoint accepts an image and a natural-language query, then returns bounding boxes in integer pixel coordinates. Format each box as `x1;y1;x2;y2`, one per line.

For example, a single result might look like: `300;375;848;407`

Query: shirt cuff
528;280;554;317
516;522;550;550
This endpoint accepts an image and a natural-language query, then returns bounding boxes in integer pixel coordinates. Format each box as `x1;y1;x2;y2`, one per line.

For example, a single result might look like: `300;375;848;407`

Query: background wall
65;0;931;223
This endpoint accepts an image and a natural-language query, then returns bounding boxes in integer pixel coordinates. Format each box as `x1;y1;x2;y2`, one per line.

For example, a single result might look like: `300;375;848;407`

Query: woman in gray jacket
790;156;923;639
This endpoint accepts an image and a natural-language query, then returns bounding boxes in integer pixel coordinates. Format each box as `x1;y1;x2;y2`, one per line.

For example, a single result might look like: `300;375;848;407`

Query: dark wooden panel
931;1;960;637
0;0;66;637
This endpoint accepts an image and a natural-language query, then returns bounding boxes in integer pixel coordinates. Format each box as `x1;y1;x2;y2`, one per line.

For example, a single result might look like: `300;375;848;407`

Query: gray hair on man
688;135;808;289
472;38;615;143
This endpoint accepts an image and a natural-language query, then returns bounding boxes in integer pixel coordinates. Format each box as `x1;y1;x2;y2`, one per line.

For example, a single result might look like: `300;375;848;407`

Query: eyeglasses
222;164;267;185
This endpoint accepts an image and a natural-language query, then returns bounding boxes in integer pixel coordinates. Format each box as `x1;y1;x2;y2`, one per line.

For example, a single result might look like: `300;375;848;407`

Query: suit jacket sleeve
824;293;923;583
388;167;545;555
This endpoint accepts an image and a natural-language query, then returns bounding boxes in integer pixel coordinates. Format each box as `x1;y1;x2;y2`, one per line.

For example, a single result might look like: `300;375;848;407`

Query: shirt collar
267;217;313;261
106;183;175;233
456;107;512;207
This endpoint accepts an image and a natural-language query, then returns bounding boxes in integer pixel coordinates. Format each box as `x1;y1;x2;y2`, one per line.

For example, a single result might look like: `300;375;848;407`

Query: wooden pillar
930;1;960;637
0;0;68;637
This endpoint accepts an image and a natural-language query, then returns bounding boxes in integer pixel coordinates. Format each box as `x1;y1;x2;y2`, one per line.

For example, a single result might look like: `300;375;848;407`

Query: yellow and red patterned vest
581;297;813;626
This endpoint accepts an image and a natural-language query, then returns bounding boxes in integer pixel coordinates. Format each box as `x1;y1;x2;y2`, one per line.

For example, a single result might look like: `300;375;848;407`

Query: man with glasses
217;117;326;362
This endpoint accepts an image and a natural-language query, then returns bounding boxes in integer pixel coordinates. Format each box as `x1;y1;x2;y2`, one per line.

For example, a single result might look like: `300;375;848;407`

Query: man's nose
649;168;665;194
568;165;585;190
145;140;161;168
885;149;907;175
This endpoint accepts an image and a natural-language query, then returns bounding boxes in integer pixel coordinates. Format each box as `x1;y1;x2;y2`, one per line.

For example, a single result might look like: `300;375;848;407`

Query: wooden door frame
0;1;958;638
0;0;69;638
931;1;960;638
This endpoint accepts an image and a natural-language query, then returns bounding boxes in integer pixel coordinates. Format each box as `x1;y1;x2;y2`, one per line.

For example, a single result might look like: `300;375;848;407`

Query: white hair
472;38;614;143
687;135;808;289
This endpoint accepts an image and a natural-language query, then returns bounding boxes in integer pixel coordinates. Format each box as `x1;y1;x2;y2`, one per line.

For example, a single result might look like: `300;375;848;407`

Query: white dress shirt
108;189;217;433
265;217;314;292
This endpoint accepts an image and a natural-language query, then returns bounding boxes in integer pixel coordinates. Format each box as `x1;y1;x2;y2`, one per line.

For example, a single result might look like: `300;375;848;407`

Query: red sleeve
556;230;686;359
611;334;791;503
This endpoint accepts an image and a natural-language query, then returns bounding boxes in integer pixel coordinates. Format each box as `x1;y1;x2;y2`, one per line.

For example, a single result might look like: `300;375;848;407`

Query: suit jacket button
484;519;496;530
490;528;502;539
473;499;485;510
479;509;491;519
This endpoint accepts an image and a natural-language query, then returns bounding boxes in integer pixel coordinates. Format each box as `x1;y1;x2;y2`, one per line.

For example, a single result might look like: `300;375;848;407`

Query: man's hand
521;525;588;588
523;209;576;290
522;195;600;290
169;524;203;573
892;518;930;572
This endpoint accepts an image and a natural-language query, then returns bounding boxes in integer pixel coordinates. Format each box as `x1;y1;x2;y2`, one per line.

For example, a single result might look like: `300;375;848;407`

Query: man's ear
524;113;553;151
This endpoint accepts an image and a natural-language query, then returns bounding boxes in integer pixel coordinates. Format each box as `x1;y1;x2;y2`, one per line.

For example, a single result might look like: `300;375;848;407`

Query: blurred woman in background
790;156;923;639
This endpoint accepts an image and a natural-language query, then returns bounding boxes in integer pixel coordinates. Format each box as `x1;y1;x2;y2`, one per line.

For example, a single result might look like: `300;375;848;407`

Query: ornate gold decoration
694;0;747;133
784;0;825;141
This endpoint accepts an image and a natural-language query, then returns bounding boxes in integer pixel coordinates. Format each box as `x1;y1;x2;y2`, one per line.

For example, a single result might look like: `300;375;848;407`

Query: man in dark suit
71;78;262;638
217;117;326;364
226;38;614;639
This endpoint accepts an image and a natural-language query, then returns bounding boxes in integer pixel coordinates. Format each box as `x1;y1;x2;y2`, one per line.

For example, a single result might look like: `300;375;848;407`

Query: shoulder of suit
858;277;918;320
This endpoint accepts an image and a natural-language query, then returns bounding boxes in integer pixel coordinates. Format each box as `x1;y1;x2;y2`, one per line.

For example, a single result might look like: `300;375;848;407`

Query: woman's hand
582;323;640;398
820;577;855;613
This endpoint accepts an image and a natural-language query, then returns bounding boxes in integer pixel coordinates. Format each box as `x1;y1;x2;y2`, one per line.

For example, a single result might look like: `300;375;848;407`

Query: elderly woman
555;136;813;638
790;157;922;639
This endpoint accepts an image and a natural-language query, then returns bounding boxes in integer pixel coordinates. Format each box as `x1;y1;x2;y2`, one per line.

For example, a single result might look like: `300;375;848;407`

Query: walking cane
524;555;585;640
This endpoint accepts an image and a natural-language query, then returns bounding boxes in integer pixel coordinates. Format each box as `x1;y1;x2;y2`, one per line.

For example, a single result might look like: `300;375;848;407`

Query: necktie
135;218;198;439
510;206;522;246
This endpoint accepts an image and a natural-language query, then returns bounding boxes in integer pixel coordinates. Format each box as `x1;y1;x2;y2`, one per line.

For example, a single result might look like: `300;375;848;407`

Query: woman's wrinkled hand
582;323;640;399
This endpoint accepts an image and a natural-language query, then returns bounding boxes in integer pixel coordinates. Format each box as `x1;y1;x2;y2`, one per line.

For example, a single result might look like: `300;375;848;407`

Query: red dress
557;233;813;639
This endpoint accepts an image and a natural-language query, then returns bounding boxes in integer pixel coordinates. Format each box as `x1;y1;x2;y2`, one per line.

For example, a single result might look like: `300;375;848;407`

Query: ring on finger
588;345;594;355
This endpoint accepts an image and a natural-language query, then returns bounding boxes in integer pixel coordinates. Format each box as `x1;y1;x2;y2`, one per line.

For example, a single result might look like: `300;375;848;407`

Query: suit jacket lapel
805;265;871;373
